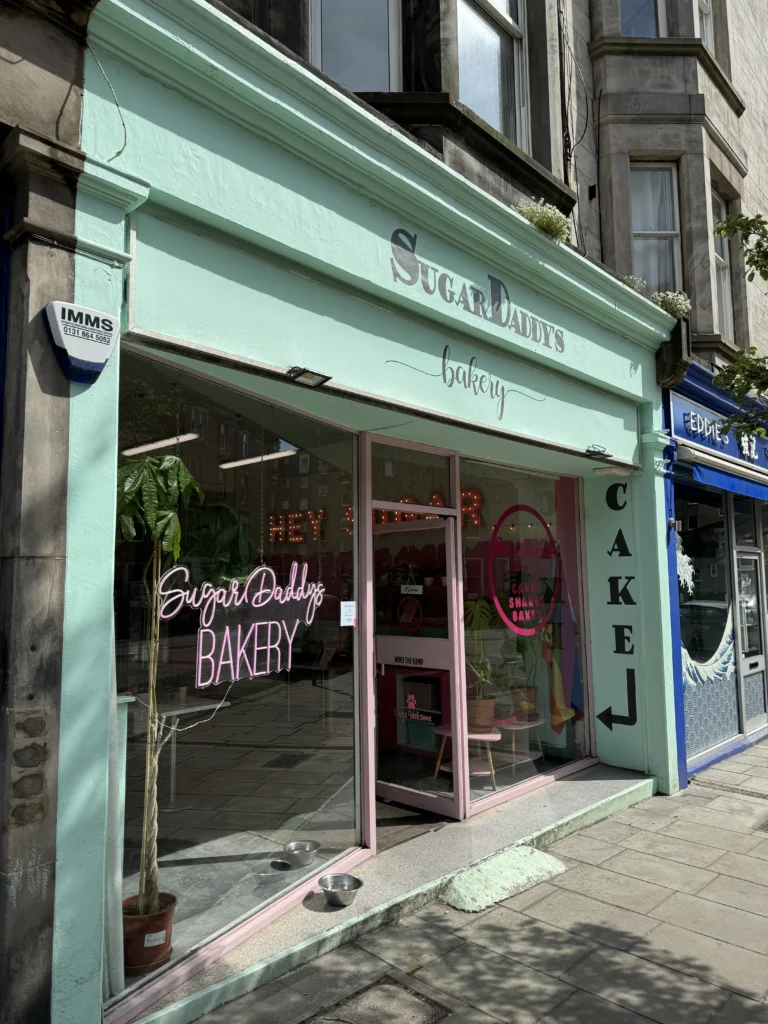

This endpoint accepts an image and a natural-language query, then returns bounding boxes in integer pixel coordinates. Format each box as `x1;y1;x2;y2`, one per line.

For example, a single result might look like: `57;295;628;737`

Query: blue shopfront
666;365;768;783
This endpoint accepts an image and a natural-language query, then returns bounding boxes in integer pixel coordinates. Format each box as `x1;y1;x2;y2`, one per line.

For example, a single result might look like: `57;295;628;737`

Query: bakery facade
50;2;679;1021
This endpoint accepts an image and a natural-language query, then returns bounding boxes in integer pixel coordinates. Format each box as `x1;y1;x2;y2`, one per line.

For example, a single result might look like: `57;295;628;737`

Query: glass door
373;516;462;816
736;554;767;727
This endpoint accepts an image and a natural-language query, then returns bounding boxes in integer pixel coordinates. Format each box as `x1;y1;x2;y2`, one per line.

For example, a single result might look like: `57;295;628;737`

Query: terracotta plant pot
122;893;177;973
467;697;496;733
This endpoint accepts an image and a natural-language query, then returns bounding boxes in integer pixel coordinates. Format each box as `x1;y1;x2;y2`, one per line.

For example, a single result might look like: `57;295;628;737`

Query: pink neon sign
157;562;325;689
488;505;560;636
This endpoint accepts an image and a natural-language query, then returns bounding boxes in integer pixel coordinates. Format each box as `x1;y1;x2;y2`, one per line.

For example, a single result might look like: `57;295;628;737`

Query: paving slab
618;829;724;868
415;942;574;1024
559;945;730;1024
522;889;659;949
672;805;763;835
631;922;768;1001
708;849;768;887
579;820;639;844
740;764;768;780
707;760;761;775
280;945;390;1011
657;819;762;855
455;905;597;976
411;901;489;934
355;916;465;972
649;891;768;954
634;794;712;815
738;776;768;794
698;768;753;786
546;834;620;866
551;862;673;914
613;809;677;832
697;873;768;918
540;988;672;1024
601;849;717;895
500;882;558;912
711;994;768;1023
745;838;768;861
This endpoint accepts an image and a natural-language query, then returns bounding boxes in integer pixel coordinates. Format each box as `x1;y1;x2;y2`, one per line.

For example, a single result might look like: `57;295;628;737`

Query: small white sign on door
340;601;357;627
400;585;423;595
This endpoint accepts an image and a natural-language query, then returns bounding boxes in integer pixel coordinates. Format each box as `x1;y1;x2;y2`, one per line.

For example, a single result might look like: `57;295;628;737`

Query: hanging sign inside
157;562;325;689
488;505;560;636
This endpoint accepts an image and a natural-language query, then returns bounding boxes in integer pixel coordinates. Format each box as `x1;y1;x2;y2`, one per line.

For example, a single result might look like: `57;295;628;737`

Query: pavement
193;740;768;1024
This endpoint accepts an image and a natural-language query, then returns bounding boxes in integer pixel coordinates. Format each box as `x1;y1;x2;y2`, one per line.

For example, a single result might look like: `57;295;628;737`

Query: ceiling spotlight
286;366;332;387
122;432;199;456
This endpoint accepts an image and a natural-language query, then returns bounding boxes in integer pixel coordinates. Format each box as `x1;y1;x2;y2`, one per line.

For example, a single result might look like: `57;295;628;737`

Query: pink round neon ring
488;504;560;636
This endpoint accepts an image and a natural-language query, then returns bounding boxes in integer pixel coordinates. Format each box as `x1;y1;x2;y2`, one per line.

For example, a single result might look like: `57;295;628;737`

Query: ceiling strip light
122;432;199;456
219;449;297;470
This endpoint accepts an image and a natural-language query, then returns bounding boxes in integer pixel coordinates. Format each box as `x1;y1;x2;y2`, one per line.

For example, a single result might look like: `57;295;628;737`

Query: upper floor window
310;0;401;92
698;0;715;51
711;189;734;341
630;164;682;294
457;0;528;147
620;0;666;37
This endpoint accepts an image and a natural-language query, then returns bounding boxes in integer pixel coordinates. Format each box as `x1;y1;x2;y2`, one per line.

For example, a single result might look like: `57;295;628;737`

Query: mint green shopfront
53;1;678;1021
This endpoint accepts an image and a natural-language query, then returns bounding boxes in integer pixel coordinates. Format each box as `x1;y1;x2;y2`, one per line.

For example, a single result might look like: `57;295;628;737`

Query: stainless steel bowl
283;840;321;867
318;873;363;907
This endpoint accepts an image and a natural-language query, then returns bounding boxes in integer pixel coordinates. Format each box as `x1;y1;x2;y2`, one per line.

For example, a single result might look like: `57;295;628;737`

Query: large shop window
109;352;358;990
457;0;527;146
630;164;682;295
676;485;739;758
460;461;588;799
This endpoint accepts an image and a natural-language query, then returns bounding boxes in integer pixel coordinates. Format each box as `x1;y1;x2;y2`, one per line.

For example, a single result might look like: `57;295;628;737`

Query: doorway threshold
126;764;654;1024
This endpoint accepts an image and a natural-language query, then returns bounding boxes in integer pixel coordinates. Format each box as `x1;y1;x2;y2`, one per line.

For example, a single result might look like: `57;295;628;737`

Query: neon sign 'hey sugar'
157;562;325;689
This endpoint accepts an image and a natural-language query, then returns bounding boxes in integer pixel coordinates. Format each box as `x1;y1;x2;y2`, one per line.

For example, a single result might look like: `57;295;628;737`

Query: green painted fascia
88;0;674;354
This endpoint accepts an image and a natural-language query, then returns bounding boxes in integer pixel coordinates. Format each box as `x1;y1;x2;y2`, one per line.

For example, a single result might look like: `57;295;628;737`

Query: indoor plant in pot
464;598;501;731
117;453;203;972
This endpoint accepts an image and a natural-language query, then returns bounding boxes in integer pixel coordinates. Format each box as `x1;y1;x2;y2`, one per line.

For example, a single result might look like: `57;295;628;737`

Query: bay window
310;0;401;92
620;0;665;37
630;164;682;295
712;189;734;341
457;0;528;147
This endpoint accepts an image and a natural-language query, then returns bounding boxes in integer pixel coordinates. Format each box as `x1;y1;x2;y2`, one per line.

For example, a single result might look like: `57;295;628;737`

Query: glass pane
371;442;451;508
712;191;728;260
737;557;762;658
633;236;677;294
457;0;516;139
113;351;359;987
734;496;757;547
374;524;449;639
621;0;659;37
460;461;588;801
488;0;519;21
676;485;739;757
716;263;734;340
320;0;391;91
631;168;677;232
699;1;715;49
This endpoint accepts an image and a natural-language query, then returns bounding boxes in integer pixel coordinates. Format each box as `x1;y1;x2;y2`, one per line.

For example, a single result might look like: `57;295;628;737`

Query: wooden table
432;723;502;790
494;715;544;773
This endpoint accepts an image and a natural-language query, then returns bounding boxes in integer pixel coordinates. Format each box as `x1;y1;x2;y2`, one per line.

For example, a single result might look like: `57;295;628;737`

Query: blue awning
675;460;768;502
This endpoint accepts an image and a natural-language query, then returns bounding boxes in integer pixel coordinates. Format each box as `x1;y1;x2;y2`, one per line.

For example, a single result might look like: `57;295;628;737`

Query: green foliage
712;349;768;438
117;454;204;560
715;213;768;284
515;198;571;244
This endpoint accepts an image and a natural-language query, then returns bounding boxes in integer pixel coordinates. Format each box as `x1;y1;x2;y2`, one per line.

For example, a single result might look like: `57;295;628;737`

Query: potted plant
464;598;501;732
116;453;203;972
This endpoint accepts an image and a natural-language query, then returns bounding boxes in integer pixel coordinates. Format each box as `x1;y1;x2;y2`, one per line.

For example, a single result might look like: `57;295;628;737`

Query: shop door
372;516;465;818
736;555;768;728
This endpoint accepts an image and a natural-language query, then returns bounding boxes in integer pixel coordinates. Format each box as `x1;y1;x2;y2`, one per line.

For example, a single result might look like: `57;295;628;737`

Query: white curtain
631;168;677;293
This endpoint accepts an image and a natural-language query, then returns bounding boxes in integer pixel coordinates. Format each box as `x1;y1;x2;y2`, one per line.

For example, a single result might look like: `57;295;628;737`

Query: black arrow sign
596;669;637;730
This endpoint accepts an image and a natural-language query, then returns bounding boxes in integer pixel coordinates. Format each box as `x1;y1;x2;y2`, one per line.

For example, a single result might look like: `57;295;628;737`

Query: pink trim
104;847;371;1024
467;756;600;815
375;781;457;816
488;505;560;636
448;455;470;819
359;434;377;854
366;432;456;460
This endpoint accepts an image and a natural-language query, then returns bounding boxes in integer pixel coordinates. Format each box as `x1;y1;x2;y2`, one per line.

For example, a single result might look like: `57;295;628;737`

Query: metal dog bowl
318;873;363;907
284;840;321;867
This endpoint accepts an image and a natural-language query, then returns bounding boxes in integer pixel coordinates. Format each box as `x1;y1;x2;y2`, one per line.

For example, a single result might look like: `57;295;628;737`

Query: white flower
515;199;571;244
676;533;695;596
622;275;647;296
650;291;692;319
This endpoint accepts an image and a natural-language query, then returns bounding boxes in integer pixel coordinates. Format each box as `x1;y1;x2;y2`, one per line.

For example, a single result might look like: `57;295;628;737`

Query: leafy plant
464;598;502;696
515;198;571;244
117;454;203;916
650;291;691;319
715;212;768;284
